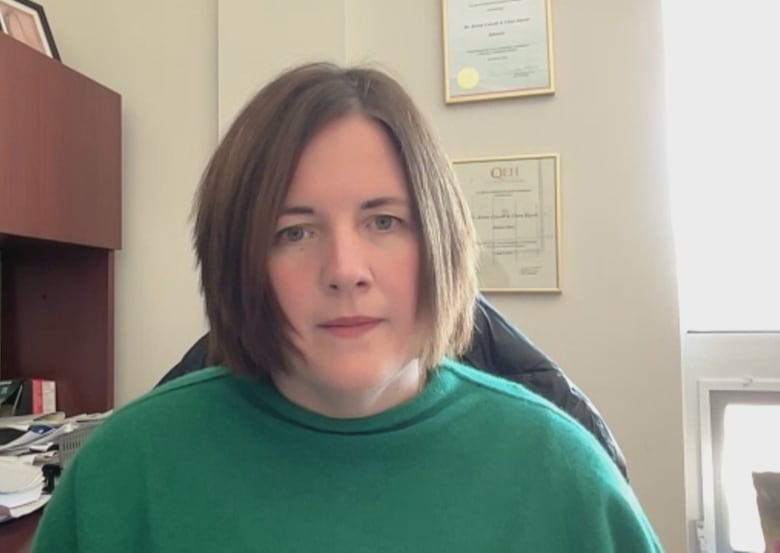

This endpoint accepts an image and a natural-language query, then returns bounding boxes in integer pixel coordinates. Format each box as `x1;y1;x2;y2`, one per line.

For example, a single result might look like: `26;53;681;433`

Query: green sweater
33;360;662;552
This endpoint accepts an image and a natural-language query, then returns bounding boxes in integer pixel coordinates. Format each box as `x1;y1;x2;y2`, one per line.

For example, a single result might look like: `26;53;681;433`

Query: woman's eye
277;226;307;243
373;215;398;231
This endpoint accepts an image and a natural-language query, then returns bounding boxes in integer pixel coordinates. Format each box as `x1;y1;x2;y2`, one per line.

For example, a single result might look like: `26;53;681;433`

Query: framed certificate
452;154;561;292
442;0;554;103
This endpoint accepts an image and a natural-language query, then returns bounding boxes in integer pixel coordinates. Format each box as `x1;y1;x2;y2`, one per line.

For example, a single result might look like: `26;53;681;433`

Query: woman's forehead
283;115;409;205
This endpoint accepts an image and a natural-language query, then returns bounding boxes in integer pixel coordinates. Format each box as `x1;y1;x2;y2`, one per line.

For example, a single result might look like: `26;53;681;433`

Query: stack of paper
0;456;49;523
0;411;110;457
0;410;111;522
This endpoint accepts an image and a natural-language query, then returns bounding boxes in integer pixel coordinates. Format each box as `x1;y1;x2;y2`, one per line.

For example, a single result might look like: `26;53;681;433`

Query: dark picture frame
0;0;59;60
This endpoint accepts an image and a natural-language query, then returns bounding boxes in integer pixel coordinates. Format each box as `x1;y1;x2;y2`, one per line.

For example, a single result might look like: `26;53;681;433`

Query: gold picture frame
442;0;554;104
452;154;561;293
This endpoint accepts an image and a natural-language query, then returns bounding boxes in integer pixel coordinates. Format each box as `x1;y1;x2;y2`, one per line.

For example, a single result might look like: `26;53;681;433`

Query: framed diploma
453;154;561;292
442;0;554;104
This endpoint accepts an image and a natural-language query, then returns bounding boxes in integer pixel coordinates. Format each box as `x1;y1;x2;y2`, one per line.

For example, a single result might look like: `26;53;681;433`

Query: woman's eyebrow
278;205;315;216
360;197;409;210
279;197;408;216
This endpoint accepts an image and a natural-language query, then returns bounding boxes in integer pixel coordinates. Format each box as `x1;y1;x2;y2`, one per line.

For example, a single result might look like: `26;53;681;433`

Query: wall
37;0;686;550
40;0;217;404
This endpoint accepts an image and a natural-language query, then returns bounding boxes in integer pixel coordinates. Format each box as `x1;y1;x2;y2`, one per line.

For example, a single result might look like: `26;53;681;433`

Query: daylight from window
721;404;780;552
662;1;780;332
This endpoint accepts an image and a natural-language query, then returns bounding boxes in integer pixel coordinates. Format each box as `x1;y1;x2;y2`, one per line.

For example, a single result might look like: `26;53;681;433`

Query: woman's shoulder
113;366;233;419
72;367;239;461
441;358;624;478
442;358;583;422
441;359;659;543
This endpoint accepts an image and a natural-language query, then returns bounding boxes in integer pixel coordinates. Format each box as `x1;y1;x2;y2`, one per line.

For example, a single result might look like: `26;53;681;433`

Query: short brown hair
193;62;477;377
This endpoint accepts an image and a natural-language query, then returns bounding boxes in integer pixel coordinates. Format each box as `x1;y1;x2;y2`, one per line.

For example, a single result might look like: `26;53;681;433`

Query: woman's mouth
319;317;382;338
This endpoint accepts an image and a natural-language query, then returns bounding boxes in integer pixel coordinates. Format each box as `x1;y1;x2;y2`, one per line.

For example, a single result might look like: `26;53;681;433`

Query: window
700;382;780;553
663;3;780;550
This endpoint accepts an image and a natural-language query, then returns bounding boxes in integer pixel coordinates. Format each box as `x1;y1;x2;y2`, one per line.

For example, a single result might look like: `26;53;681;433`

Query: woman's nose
321;228;372;292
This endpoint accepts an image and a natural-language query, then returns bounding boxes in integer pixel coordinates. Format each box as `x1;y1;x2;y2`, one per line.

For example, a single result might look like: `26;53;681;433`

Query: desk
0;510;40;553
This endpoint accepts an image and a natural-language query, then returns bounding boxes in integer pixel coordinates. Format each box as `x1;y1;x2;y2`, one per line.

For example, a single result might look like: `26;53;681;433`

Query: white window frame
698;378;780;553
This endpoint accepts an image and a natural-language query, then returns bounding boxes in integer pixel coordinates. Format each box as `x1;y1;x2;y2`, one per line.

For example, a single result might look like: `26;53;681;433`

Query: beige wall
40;0;217;404
40;0;685;550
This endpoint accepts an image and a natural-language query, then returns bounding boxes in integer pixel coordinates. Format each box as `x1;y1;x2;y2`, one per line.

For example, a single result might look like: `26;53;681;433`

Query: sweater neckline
237;363;460;435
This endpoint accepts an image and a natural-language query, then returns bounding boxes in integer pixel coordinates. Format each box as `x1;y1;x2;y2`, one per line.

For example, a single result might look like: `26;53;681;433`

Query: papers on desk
0;422;75;454
0;456;42;491
0;411;111;455
0;456;48;523
0;410;111;522
0;412;69;455
1;495;50;522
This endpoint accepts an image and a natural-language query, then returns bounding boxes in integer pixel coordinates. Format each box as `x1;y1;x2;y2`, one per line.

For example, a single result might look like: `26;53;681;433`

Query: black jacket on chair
157;294;628;479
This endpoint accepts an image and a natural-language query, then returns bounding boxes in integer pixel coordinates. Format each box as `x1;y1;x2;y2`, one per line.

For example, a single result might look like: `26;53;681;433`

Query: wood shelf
0;33;120;249
0;34;121;552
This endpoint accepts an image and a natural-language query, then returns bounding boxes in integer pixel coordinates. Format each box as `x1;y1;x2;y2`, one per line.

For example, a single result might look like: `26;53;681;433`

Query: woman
34;62;662;552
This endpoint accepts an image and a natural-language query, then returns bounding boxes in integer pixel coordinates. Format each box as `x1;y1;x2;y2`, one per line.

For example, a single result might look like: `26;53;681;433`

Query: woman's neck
270;358;425;419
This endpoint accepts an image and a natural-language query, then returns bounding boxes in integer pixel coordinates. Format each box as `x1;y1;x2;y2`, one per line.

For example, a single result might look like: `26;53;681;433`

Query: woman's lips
319;317;382;338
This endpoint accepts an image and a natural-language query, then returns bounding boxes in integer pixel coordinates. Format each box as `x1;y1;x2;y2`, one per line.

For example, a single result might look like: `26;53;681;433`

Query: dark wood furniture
0;33;121;552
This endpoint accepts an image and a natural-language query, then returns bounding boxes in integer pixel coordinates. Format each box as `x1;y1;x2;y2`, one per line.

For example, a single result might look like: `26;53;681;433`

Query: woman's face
267;114;423;417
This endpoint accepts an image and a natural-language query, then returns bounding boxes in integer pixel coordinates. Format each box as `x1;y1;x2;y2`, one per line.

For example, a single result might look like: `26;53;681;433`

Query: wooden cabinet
0;35;120;248
0;33;121;551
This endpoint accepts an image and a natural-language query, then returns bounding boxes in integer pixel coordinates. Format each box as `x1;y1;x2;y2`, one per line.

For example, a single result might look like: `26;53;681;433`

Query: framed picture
452;154;561;293
442;0;554;104
0;0;59;60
